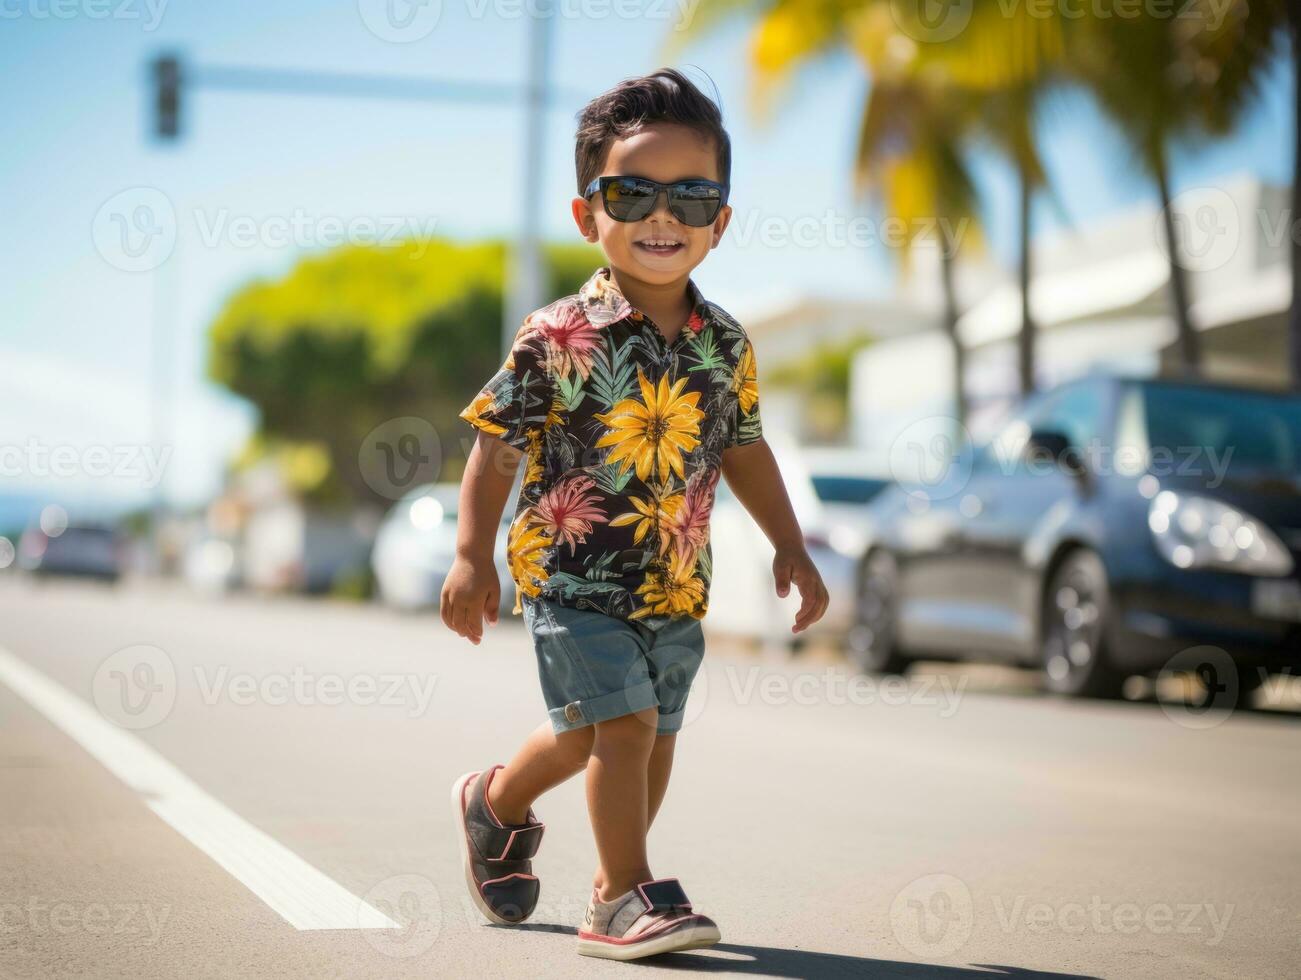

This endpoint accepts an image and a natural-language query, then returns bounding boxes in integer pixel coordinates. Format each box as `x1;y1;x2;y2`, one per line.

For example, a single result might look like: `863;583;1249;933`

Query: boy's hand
440;556;501;645
773;546;828;634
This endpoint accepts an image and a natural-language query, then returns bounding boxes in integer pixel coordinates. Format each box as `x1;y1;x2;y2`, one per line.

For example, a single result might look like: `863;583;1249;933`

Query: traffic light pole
147;23;562;539
150;27;565;360
507;2;552;356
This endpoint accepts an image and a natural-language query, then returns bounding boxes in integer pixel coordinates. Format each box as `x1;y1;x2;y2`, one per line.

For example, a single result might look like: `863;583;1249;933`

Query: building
849;176;1293;463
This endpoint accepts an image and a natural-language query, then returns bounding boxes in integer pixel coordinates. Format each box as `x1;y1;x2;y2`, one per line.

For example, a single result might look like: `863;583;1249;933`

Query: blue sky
0;0;1292;516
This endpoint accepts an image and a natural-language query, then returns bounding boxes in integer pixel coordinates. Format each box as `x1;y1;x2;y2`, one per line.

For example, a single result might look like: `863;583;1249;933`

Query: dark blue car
855;373;1301;701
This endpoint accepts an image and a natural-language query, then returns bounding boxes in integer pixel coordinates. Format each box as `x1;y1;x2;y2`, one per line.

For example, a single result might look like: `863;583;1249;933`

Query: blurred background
4;5;1301;977
2;0;1298;702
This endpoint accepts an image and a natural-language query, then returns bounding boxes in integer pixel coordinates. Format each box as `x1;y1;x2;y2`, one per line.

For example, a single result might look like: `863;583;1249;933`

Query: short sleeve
726;335;763;449
458;319;554;451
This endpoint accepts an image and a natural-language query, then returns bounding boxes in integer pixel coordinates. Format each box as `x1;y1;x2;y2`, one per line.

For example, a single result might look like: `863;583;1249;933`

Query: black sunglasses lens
602;178;657;222
669;183;723;226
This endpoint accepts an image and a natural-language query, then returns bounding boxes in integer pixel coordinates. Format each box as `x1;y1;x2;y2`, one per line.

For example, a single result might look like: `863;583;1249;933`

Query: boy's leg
487;716;674;831
593;730;675;893
588;707;659;902
477;712;675;892
646;732;677;828
487;720;594;825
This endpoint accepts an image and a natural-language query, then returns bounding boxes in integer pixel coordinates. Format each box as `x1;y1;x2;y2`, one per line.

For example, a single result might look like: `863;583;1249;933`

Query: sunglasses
584;175;728;227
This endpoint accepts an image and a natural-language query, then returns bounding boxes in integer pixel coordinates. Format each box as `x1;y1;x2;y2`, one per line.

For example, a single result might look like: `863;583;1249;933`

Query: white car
372;483;515;615
707;440;891;649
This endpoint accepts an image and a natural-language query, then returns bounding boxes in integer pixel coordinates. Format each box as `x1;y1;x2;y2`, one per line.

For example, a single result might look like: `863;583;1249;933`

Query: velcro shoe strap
480;874;539;923
469;816;545;864
637;878;693;912
490;821;544;862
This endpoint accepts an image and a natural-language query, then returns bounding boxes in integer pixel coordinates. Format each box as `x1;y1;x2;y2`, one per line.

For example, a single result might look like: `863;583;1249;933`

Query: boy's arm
440;431;522;644
720;438;829;633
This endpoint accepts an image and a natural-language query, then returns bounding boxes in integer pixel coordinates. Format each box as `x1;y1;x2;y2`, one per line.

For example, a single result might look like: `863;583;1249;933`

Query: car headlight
827;524;867;558
409;496;444;531
1148;491;1294;576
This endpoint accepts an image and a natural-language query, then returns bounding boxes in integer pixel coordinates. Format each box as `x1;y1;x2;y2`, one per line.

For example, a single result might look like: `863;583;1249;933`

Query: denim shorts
520;595;705;736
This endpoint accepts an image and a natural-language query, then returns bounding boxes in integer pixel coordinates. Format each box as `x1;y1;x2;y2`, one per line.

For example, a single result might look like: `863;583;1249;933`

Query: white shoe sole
450;769;517;926
577;920;722;960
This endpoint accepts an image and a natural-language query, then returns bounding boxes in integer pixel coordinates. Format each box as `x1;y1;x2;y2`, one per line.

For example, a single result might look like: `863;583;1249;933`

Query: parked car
182;534;241;595
709;440;891;648
242;502;374;594
372;483;514;615
17;524;123;581
855;373;1301;700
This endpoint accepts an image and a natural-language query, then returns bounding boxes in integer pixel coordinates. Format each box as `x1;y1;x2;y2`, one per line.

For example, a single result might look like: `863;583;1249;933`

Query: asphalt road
0;577;1297;979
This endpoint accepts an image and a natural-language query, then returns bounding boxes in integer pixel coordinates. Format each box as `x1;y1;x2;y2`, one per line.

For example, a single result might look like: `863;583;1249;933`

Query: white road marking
0;646;400;932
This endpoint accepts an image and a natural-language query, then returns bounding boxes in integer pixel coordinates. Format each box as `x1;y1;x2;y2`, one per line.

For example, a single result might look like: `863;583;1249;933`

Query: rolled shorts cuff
545;679;659;734
654;706;687;735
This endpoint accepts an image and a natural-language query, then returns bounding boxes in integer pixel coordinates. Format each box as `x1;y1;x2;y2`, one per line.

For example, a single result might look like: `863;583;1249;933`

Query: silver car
372;483;515;616
708;441;890;650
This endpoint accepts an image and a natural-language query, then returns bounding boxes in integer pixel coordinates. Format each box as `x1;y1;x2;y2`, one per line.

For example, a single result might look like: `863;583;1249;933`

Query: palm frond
587;344;637;409
685;329;726;372
554;372;585;413
588;461;635;497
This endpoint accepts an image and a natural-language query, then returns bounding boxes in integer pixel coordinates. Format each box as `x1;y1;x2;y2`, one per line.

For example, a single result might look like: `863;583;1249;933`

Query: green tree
208;239;599;504
1068;0;1286;376
768;332;874;439
897;3;1067;397
678;0;988;428
681;0;1296;395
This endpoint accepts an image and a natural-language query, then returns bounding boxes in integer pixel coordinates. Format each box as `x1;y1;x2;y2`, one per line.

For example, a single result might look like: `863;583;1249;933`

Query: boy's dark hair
574;68;730;195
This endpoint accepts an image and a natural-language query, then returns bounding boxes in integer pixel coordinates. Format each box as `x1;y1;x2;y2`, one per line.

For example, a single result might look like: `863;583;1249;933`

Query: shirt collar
577;266;711;335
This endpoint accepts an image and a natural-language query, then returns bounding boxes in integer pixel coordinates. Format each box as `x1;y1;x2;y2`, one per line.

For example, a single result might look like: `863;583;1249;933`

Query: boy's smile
572;122;732;294
633;233;687;260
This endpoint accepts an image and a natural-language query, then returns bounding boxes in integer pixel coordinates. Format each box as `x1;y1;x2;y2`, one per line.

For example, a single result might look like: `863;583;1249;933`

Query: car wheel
847;550;910;675
1040;549;1124;698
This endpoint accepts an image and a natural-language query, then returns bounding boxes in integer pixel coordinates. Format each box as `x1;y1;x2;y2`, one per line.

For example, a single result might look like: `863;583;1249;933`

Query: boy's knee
556;725;595;768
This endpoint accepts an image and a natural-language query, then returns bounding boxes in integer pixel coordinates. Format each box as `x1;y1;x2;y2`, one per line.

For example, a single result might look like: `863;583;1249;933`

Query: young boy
444;68;828;961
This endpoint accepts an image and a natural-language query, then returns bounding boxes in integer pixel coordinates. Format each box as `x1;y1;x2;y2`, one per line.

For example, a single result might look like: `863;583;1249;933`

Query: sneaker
450;765;545;924
577;877;720;960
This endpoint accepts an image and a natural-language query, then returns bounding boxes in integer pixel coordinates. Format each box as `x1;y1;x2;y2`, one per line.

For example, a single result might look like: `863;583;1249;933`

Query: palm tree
852;58;982;428
679;0;1293;399
894;4;1067;396
1194;0;1295;388
677;0;1065;415
1068;0;1285;377
675;1;991;428
1177;0;1292;384
1067;13;1202;373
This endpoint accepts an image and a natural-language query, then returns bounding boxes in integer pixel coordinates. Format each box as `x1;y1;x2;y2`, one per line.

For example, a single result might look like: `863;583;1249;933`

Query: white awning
1191;262;1290;331
958;250;1170;348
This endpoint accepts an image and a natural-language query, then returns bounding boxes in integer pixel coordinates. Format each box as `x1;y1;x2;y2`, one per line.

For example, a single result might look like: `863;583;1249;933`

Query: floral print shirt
458;266;763;624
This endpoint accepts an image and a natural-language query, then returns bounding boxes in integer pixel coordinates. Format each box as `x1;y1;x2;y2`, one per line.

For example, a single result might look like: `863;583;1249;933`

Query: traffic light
153;54;182;141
